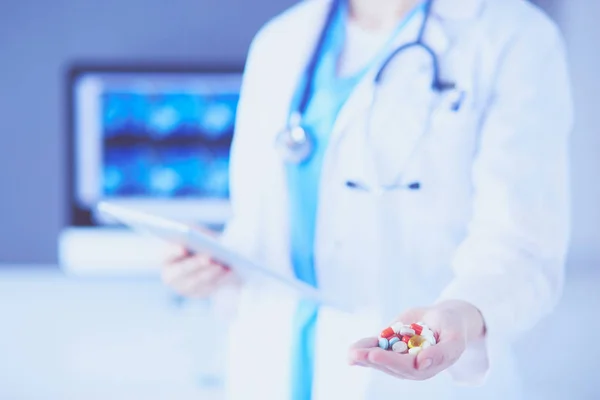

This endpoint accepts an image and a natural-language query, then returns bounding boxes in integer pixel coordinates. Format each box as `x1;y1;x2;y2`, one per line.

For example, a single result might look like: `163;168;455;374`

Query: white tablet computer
97;202;347;310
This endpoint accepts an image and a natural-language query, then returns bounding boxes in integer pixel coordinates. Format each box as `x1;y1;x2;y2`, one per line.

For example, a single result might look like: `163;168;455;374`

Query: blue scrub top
285;2;425;399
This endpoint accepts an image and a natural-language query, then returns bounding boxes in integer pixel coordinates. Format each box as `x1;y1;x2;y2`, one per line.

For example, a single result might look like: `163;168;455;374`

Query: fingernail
419;358;433;370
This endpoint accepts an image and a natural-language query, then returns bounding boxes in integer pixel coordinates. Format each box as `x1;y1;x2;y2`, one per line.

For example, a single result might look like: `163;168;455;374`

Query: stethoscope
275;0;459;193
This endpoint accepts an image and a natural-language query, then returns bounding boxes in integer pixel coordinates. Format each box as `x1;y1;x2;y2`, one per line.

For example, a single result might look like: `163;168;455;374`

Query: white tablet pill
408;347;422;355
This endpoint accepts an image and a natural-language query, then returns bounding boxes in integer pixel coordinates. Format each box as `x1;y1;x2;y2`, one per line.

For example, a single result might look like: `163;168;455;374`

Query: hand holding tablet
162;245;235;298
97;202;350;311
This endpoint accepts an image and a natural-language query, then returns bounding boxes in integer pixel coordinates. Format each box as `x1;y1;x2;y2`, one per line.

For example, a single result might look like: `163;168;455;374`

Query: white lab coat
217;0;573;398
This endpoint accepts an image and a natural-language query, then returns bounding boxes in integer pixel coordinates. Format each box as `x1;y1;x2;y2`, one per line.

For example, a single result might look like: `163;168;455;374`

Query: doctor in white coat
162;0;573;398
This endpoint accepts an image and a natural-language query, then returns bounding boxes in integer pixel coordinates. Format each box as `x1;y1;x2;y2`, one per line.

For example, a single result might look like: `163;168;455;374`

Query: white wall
0;0;295;263
552;0;600;268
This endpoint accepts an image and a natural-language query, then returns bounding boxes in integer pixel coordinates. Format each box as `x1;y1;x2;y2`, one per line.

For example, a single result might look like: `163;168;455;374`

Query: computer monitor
66;63;244;227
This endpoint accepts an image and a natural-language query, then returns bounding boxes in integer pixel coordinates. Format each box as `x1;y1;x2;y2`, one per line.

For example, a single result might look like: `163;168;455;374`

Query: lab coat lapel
280;0;335;124
329;10;452;184
327;8;427;146
263;0;336;274
326;12;430;147
328;0;485;145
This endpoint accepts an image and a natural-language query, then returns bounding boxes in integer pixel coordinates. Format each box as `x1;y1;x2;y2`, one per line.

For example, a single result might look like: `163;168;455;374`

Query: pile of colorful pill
378;322;437;355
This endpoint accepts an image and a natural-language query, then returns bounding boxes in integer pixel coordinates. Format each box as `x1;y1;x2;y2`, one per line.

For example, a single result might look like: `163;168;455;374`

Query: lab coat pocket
366;82;438;186
325;183;388;308
428;88;477;140
366;86;475;188
396;193;461;290
421;89;480;176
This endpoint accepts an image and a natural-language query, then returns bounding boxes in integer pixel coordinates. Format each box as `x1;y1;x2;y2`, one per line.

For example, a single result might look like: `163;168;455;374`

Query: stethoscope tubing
279;0;458;188
296;0;451;119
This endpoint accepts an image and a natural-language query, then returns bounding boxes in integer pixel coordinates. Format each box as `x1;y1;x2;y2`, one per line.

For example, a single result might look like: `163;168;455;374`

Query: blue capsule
378;337;390;350
388;336;400;347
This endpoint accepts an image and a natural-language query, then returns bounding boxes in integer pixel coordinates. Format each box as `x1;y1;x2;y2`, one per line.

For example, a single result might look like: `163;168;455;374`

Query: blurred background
0;0;598;399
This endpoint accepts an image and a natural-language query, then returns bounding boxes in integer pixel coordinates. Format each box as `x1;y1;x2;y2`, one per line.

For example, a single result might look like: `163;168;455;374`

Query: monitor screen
67;65;243;226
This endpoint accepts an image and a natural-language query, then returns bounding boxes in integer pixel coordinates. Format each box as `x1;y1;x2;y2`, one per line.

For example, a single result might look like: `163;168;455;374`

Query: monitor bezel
64;61;245;227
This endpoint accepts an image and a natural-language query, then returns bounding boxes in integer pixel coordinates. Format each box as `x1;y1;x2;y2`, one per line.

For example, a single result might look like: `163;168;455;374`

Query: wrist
436;299;486;343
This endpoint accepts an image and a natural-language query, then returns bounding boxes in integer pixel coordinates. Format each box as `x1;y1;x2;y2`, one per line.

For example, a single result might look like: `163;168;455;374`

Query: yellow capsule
408;335;426;349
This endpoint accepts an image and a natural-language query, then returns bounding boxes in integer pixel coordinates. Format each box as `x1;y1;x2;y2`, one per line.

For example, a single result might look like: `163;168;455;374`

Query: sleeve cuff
445;336;490;386
436;276;512;386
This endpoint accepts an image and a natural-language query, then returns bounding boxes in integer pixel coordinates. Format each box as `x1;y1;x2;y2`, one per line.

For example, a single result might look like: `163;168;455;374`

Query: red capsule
401;335;411;344
380;327;395;339
410;323;423;335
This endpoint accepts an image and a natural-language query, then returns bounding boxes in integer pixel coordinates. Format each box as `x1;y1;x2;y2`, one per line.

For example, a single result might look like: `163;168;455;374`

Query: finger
161;254;214;285
415;337;464;372
366;347;441;381
349;348;372;366
195;263;229;285
164;245;191;263
162;257;193;283
349;349;412;379
210;268;237;286
348;339;378;366
177;266;228;297
209;257;231;271
362;361;410;380
184;261;227;287
179;253;212;274
363;349;416;379
365;347;420;378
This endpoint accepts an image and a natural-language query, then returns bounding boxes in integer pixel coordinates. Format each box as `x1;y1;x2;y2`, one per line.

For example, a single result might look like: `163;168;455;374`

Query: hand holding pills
377;322;438;355
348;300;486;381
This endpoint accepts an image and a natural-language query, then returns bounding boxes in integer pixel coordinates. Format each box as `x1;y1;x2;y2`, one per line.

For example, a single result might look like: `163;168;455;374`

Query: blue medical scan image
101;89;237;199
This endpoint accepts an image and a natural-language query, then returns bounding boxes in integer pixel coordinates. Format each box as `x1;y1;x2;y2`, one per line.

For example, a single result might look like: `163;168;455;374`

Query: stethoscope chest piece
275;119;315;164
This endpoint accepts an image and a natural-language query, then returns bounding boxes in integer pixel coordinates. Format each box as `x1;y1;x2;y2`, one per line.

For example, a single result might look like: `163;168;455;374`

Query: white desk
0;266;599;399
0;266;225;400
